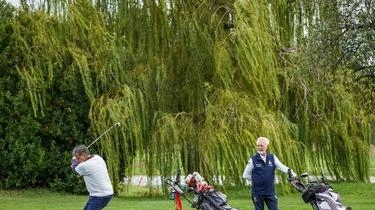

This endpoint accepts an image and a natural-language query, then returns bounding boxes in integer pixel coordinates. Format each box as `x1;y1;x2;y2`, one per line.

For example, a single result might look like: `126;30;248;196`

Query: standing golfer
242;137;296;210
71;145;113;210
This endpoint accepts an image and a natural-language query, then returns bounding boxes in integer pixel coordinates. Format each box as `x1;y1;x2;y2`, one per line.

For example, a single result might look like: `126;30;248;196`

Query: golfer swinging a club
71;145;113;210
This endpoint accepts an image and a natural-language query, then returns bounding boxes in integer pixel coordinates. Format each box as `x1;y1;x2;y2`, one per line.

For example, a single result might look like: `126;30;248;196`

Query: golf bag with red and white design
185;172;238;210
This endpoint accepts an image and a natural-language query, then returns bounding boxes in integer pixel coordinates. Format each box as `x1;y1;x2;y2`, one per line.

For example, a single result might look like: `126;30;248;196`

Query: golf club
87;122;121;148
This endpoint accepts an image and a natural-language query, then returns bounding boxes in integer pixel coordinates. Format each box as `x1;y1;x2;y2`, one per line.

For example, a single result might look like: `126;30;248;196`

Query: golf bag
188;187;238;210
185;172;238;210
165;170;238;210
288;169;352;210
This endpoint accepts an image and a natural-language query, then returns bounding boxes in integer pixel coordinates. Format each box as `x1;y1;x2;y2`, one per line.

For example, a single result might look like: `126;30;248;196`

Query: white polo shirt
75;155;114;196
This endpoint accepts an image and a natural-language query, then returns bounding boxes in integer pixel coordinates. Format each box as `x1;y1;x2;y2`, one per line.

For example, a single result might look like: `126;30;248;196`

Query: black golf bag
188;187;238;210
288;169;352;210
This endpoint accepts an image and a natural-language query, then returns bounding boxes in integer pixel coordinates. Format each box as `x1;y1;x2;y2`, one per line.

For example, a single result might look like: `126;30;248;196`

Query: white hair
256;137;269;146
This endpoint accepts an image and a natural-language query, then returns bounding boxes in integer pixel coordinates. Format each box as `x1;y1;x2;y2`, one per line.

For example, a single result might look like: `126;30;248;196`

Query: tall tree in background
0;0;372;193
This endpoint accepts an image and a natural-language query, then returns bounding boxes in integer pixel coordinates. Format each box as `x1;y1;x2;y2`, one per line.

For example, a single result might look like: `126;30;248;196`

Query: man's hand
71;157;79;173
287;168;298;181
291;170;297;178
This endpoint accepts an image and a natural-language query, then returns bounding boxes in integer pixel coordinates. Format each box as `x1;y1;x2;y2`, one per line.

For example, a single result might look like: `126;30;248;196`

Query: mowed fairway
1;182;374;210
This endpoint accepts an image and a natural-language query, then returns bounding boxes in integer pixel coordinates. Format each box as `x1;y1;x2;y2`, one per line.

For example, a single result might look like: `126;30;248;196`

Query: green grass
1;183;374;210
1;150;374;210
1;148;375;210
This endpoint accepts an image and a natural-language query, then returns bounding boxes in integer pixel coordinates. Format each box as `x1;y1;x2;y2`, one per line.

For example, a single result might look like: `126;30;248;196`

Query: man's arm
274;155;296;177
71;157;79;174
242;159;254;181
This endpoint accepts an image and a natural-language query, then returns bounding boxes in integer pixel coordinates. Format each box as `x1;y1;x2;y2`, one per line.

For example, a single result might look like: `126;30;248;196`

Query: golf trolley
287;169;352;210
164;169;190;210
164;170;238;210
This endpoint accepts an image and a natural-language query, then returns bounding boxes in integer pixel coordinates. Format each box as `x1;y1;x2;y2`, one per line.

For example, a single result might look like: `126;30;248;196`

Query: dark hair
72;145;90;156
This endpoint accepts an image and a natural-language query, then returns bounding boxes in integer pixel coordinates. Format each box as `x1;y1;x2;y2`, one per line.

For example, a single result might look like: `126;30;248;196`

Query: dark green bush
0;1;89;192
49;171;88;195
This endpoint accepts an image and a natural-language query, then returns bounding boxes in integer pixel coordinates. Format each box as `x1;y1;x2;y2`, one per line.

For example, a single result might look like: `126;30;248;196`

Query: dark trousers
252;194;278;210
83;195;112;210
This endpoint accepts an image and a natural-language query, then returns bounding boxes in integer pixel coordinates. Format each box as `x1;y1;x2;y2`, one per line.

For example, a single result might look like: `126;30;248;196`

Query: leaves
0;0;372;194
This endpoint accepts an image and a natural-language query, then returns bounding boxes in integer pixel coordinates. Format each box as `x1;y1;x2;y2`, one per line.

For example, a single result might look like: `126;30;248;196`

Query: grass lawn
1;182;374;210
1;146;374;210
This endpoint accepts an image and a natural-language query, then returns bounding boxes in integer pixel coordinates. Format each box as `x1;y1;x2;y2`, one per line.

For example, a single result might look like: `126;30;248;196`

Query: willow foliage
274;1;371;181
11;0;371;193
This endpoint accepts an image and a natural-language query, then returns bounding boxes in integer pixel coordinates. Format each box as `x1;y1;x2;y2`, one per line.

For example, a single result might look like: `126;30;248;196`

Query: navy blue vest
251;153;276;195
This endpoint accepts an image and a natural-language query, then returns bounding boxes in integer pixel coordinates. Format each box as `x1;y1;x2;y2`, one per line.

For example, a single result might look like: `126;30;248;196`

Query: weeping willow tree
272;0;371;181
11;0;371;193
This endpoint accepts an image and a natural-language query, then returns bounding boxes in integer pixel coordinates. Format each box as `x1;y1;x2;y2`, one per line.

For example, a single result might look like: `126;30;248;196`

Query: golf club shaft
87;122;120;148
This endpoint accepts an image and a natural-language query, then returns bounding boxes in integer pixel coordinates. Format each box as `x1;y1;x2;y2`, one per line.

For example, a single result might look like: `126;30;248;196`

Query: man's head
256;137;269;155
72;145;91;163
